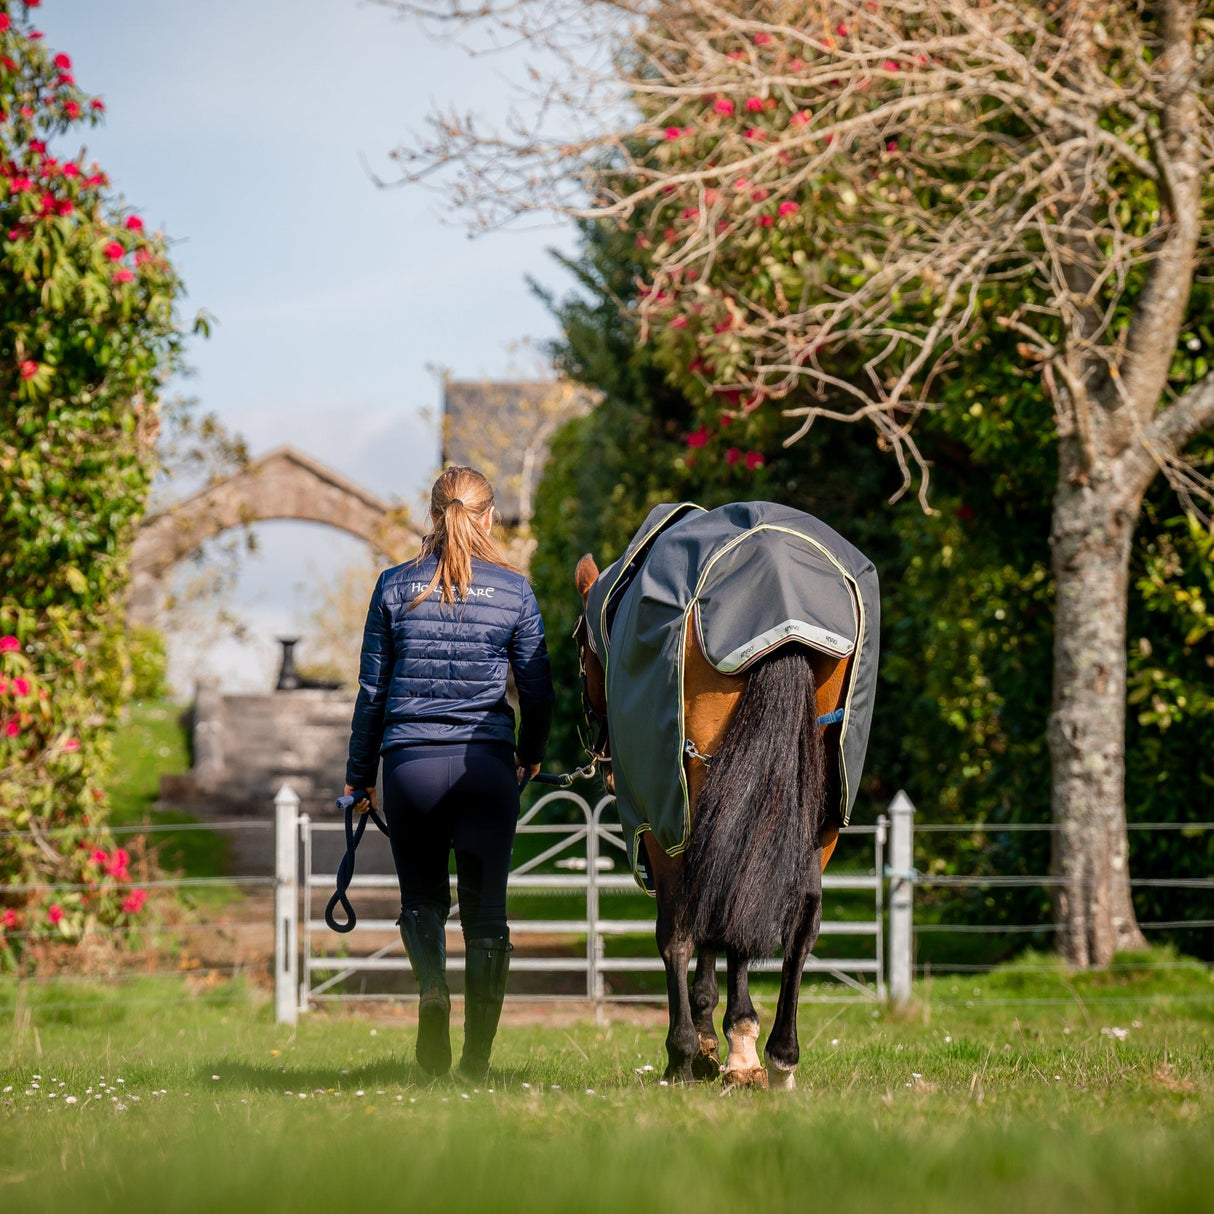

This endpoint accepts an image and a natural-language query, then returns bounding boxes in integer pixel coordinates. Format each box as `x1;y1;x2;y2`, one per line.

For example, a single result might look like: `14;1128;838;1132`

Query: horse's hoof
691;1047;722;1082
722;1067;769;1091
662;1065;693;1085
765;1063;796;1091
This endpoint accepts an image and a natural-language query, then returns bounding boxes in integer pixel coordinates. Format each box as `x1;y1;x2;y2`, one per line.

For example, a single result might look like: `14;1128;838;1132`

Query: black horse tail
681;646;826;957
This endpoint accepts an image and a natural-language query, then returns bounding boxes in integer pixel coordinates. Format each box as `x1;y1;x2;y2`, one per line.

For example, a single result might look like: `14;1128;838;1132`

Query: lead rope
684;707;845;766
325;789;391;933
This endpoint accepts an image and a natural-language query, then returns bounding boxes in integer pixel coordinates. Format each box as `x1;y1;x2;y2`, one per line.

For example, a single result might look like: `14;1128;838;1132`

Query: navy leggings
382;743;519;939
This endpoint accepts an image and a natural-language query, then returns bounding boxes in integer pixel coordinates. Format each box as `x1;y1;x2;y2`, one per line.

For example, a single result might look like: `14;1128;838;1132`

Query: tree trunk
1048;470;1150;967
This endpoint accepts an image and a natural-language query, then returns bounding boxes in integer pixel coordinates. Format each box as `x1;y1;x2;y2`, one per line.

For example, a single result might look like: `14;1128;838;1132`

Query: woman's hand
343;784;378;813
515;757;541;788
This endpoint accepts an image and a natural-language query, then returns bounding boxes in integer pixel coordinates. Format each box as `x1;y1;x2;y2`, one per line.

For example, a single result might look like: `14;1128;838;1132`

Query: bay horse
575;554;851;1091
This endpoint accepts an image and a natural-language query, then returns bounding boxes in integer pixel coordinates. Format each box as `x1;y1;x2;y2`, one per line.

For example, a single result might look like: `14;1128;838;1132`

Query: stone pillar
192;676;226;794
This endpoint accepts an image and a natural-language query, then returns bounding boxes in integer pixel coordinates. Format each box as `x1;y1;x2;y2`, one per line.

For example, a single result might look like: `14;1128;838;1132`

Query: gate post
274;783;301;1025
887;790;916;1007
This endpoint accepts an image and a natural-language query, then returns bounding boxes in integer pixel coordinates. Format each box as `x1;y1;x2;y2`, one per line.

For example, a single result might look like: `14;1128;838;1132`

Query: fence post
887;790;916;1007
275;783;301;1026
586;799;600;1003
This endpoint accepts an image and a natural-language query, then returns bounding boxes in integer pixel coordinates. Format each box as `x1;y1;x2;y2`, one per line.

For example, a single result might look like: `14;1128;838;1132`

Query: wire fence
2;800;1211;1010
909;818;1214;974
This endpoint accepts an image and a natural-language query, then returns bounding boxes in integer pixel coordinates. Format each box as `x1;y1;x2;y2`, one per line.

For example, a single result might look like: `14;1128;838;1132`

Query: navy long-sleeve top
345;554;555;788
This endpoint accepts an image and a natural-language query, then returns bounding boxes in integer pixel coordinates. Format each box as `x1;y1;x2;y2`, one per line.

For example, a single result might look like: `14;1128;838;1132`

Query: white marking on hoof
723;1019;762;1079
765;1056;797;1091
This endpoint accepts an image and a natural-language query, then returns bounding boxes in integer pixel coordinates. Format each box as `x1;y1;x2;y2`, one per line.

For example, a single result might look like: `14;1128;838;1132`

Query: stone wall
165;678;362;818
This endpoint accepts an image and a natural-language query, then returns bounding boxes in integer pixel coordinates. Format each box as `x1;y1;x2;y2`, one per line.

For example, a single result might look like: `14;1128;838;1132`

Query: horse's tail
681;646;826;957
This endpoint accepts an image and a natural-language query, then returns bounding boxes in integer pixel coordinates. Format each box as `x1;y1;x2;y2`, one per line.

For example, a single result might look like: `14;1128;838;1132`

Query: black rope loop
325;789;391;933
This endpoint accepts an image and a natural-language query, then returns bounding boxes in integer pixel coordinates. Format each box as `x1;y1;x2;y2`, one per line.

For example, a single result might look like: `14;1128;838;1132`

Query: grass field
2;952;1210;1214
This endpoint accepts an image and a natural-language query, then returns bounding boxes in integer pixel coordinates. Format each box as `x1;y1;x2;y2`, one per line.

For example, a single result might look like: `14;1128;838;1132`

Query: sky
35;0;578;690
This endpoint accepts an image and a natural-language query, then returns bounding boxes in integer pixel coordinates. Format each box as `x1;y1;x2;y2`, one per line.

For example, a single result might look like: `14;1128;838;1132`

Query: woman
344;466;554;1079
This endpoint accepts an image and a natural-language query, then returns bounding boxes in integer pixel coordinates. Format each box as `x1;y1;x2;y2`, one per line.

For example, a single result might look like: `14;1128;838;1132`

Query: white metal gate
274;786;898;1023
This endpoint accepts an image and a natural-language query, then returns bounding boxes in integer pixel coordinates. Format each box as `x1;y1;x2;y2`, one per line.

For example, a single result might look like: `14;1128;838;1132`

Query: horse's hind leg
689;948;721;1080
656;911;698;1083
763;858;824;1091
722;949;768;1090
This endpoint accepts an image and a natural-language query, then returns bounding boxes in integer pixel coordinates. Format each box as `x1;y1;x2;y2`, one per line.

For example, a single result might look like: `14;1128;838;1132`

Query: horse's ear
574;553;599;602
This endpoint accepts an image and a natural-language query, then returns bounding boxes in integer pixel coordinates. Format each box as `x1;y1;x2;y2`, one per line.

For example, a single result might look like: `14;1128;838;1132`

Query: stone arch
128;445;423;623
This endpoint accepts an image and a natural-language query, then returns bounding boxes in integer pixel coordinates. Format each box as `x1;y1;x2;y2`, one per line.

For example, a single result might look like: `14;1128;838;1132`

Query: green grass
2;953;1210;1212
106;699;232;894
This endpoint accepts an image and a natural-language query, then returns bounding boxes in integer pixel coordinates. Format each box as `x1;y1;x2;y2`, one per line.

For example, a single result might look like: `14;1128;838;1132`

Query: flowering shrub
0;2;192;959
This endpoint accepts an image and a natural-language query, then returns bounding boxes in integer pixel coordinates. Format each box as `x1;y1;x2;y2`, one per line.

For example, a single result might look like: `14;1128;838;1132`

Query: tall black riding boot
398;905;451;1076
459;935;512;1080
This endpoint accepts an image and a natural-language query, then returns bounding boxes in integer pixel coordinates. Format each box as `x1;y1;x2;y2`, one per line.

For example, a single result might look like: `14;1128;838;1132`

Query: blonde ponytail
408;466;517;610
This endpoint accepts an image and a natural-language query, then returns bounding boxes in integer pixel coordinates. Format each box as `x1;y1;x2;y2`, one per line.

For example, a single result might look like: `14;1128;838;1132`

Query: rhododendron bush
0;0;193;958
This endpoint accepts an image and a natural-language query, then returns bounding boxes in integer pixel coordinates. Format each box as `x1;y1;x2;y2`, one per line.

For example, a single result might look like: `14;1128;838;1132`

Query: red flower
90;848;108;864
62;737;80;752
19;360;38;379
0;15;9;31
62;163;79;178
56;73;74;86
53;53;72;71
757;214;774;227
10;176;33;193
28;31;43;40
753;32;772;45
103;240;125;260
733;177;750;191
680;206;699;219
686;426;710;448
90;98;104;112
713;98;735;116
713;318;732;333
744;451;766;471
663;227;677;242
105;847;130;878
743;127;766;141
0;636;19;652
778;200;800;216
669;314;688;329
836;23;849;36
726;50;746;62
718;413;732;427
121;889;148;915
64;100;80;120
113;268;134;284
882;59;901;72
725;447;742;466
47;904;64;925
27;1;45;7
790;109;813;127
19;106;33;119
789;58;805;73
1;909;17;930
751;188;769;202
4;720;19;738
12;677;29;696
7;228;21;242
664;126;684;140
885;139;899;153
29;139;46;154
745;97;765;112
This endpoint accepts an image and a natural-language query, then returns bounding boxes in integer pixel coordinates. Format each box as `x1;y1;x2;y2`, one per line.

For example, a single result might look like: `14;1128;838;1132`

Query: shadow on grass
197;1059;539;1092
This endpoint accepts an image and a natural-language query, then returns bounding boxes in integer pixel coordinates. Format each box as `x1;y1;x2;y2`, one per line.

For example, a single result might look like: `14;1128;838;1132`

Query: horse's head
574;553;613;792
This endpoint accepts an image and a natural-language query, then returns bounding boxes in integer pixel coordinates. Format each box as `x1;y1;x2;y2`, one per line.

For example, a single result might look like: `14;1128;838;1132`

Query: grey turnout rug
584;501;880;889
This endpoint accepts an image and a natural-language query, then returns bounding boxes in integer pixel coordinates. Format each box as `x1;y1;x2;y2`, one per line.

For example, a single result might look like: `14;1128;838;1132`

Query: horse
574;548;856;1091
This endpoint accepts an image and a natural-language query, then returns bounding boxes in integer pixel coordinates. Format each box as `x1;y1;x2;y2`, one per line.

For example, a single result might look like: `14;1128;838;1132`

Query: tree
387;0;1214;966
0;2;198;955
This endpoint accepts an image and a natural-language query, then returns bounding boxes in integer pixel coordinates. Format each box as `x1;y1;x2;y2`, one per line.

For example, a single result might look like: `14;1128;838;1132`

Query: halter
573;613;611;766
